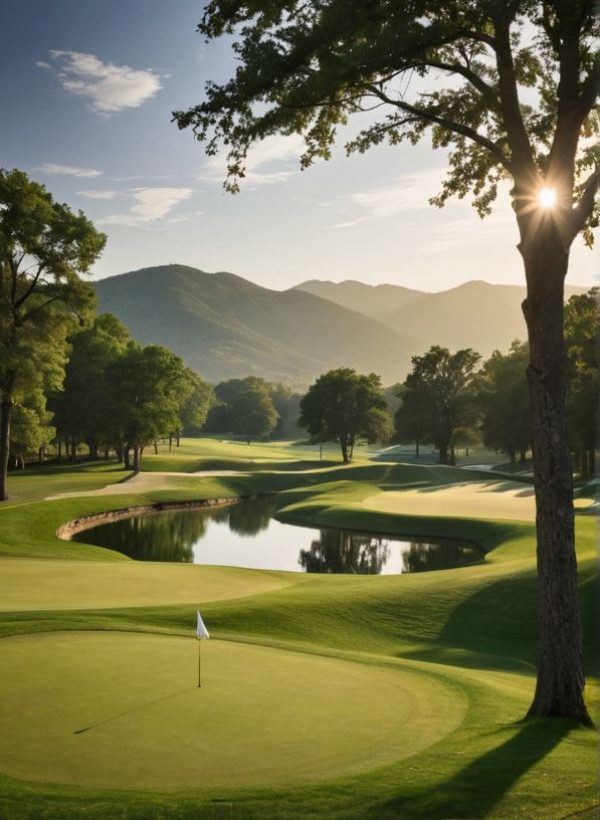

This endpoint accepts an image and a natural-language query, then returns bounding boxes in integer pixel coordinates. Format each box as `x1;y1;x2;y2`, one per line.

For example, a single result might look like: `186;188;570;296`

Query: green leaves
175;1;599;236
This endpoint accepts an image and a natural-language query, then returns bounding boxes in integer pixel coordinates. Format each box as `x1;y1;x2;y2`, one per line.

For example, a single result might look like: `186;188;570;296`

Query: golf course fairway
0;439;597;819
0;632;466;789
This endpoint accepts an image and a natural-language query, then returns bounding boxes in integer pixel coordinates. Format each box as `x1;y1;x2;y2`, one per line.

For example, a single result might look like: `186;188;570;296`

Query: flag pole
198;639;201;688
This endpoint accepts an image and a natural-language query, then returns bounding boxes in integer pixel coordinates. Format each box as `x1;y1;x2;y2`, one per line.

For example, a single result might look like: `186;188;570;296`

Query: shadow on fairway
381;718;576;818
74;685;196;735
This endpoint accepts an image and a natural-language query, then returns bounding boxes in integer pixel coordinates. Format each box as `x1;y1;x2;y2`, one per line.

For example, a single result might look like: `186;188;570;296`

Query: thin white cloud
36;162;102;178
78;190;117;200
97;187;194;227
350;168;445;219
41;50;162;113
201;134;304;187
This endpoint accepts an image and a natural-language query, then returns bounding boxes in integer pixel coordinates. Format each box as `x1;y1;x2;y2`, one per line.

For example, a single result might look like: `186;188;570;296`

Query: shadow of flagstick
74;685;197;735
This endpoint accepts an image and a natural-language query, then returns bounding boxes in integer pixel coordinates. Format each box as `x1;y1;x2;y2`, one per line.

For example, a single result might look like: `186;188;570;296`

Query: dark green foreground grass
0;440;597;819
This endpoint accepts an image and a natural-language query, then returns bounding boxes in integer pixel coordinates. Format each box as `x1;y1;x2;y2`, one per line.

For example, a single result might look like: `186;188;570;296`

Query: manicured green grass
0;437;597;819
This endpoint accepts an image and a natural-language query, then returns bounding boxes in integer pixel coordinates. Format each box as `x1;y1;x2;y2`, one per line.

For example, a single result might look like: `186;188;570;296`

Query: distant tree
229;387;279;443
109;344;193;470
270;382;303;438
477;341;531;464
383;383;403;418
51;313;132;460
204;376;280;440
564;289;599;477
175;369;214;445
299;368;392;462
175;0;600;722
394;383;434;459
0;168;104;499
399;347;481;465
9;392;55;469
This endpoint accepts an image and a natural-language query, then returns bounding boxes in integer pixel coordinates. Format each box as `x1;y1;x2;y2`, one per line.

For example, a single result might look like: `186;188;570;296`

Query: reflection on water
73;496;482;574
299;530;390;574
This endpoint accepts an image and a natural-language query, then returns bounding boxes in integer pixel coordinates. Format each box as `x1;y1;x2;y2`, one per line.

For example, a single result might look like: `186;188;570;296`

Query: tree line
299;290;598;473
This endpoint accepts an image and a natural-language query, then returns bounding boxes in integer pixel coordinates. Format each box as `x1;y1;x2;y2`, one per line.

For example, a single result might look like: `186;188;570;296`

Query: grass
0;437;597;819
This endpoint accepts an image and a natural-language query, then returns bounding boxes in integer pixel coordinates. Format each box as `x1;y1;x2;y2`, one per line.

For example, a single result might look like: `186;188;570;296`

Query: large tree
175;0;599;723
397;346;481;464
299;368;392;462
51;313;132;460
0;169;105;499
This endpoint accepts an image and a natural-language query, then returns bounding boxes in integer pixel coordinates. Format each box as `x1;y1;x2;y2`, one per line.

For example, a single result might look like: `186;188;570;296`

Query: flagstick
198;639;202;688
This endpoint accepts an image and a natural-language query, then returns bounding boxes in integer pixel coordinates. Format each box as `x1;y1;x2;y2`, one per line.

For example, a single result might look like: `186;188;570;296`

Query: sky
1;0;597;292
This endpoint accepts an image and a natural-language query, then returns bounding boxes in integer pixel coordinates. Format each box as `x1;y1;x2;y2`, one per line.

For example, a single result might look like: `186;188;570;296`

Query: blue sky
1;1;597;290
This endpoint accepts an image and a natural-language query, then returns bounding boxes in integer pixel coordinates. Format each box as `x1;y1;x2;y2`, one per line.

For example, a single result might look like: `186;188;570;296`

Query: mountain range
95;265;588;387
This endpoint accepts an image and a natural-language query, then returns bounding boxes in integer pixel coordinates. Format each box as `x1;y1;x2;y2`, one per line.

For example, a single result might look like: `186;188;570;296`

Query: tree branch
367;85;511;169
568;166;599;242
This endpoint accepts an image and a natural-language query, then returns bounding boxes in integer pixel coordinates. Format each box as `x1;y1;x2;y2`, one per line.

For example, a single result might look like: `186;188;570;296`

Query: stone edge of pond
55;495;275;541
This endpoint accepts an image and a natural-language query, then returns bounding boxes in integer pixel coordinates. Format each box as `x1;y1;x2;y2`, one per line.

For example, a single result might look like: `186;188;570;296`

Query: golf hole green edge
0;631;468;791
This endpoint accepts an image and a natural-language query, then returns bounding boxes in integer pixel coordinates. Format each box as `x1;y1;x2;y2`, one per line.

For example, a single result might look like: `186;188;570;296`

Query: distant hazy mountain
297;279;424;321
295;278;588;360
95;265;421;386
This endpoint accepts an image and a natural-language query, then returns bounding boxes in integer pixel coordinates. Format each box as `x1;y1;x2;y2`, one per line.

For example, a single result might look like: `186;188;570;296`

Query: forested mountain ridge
94;265;421;386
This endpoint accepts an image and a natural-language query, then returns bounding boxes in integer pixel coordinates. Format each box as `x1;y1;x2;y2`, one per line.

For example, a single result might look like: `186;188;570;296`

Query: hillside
295;279;588;359
94;265;421;386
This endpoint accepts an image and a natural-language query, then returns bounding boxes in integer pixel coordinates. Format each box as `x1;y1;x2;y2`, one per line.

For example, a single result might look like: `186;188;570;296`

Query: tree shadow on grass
380;718;577;818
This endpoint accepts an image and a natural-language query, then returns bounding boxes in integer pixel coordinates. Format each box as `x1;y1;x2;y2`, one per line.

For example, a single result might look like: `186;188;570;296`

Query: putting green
364;481;594;521
0;632;467;790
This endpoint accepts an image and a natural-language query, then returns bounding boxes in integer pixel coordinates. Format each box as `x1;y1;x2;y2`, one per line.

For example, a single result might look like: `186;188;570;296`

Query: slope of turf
0;438;597;819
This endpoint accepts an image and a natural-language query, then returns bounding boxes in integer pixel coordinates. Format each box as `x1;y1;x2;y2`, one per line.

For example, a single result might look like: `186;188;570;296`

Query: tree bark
132;445;140;472
519;448;527;463
123;446;131;470
0;399;13;501
521;236;591;724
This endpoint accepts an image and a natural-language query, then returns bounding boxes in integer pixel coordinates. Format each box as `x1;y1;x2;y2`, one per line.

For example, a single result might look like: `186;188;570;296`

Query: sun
538;187;557;209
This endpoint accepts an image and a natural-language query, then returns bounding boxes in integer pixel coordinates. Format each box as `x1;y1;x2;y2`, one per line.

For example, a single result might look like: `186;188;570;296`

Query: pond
72;495;483;575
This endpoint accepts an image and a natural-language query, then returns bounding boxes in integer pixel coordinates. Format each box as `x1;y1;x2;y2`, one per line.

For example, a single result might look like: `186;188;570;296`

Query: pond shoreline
56;495;259;541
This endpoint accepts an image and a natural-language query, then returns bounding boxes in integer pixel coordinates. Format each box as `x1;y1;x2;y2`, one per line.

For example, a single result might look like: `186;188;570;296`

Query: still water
73;496;482;575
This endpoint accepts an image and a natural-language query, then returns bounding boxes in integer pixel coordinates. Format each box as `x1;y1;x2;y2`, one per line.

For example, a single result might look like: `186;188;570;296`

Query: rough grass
0;437;597;819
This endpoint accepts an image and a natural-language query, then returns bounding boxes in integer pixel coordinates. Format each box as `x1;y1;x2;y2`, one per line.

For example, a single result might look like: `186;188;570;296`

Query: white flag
196;610;210;640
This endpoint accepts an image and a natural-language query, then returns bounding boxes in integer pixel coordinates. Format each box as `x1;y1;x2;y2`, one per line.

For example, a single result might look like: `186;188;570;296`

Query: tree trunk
70;438;77;463
450;443;456;466
169;433;173;451
0;399;13;501
521;239;590;724
154;440;158;455
38;447;44;464
588;449;596;477
57;439;62;462
132;445;140;472
176;433;181;447
510;448;516;464
519;448;527;463
438;443;448;465
340;435;349;463
88;442;98;460
415;440;420;458
124;446;131;470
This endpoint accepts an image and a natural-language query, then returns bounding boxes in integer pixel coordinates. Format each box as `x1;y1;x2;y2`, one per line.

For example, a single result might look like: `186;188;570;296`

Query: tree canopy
0;168;105;499
299;368;392;462
477;340;530;464
396;346;481;465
